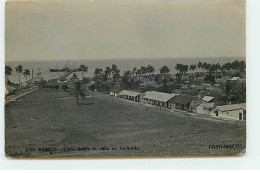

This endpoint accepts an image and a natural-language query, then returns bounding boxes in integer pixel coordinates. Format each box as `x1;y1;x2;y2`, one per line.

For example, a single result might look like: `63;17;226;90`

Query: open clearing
5;90;246;158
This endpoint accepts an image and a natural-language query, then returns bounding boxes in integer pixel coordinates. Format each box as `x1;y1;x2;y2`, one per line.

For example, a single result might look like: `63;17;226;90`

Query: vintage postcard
5;0;246;158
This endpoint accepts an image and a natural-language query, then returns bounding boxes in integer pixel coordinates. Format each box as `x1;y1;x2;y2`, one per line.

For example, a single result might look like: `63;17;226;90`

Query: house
110;85;121;97
216;103;246;121
118;90;141;102
170;95;197;112
196;102;215;115
25;76;44;85
230;77;240;81
202;96;215;103
143;91;178;109
5;85;16;95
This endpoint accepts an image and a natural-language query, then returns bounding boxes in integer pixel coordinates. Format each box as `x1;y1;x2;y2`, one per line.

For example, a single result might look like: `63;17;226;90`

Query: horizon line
5;56;246;62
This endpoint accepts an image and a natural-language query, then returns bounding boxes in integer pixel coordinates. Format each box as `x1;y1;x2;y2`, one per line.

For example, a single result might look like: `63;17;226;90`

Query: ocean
5;57;244;83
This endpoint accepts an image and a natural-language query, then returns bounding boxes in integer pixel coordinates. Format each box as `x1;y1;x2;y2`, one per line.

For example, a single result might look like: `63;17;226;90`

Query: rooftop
144;91;178;102
202;96;214;102
119;90;140;97
230;77;240;81
216;103;246;112
171;95;196;105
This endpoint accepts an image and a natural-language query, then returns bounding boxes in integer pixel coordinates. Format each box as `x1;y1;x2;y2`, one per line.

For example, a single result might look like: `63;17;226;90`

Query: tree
175;64;189;74
15;65;23;83
223;62;232;72
79;64;88;79
159;65;170;76
111;64;120;82
94;68;103;78
140;66;147;75
5;65;13;82
132;67;137;76
70;73;79;82
204;75;215;85
147;65;155;79
122;70;132;89
197;61;203;69
61;84;69;91
23;69;31;81
104;66;111;79
189;64;196;72
70;81;86;105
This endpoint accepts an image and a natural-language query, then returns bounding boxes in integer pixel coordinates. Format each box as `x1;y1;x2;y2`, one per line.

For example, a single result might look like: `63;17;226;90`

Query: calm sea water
6;57;244;83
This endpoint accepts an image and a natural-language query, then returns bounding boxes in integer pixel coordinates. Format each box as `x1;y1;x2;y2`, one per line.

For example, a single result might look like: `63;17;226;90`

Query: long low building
216;103;246;121
170;95;197;112
143;91;178;109
118;90;141;102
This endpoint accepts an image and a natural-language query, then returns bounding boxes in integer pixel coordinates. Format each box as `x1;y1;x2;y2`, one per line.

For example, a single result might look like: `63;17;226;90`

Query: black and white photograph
4;0;246;158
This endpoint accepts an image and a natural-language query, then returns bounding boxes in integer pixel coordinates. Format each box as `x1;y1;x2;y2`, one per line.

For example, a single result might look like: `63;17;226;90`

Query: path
5;87;39;105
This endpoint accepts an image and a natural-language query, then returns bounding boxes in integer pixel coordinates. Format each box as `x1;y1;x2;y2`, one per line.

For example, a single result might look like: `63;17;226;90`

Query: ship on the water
49;64;80;72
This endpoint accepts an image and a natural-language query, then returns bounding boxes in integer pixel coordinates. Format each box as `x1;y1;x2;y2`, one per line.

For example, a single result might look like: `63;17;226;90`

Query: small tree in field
69;81;86;105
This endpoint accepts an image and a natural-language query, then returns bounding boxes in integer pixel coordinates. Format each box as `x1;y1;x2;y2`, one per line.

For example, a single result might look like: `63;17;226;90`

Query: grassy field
5;89;246;158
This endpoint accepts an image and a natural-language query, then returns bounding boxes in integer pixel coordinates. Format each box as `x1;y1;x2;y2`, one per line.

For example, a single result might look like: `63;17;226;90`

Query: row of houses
111;89;246;121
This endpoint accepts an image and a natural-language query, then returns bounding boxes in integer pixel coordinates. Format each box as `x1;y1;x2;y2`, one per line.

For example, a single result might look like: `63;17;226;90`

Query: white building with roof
119;90;141;102
143;91;178;109
202;96;215;103
230;77;240;81
216;103;246;121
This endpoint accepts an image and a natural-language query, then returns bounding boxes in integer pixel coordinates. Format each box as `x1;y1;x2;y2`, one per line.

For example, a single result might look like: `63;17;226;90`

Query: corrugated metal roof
171;95;196;105
144;91;178;102
230;77;240;81
119;90;140;97
202;96;214;102
216;103;246;112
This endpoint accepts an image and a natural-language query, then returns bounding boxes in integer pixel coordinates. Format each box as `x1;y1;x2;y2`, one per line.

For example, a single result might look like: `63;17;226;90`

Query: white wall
218;108;246;121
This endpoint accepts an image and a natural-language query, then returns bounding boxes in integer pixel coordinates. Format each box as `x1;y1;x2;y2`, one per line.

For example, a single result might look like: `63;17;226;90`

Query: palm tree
189;64;197;72
94;68;103;78
104;66;111;78
5;65;13;82
23;69;31;81
147;65;155;79
15;65;23;83
70;73;79;83
70;81;86;105
111;64;120;82
159;65;170;77
197;61;203;69
79;64;88;79
140;66;146;75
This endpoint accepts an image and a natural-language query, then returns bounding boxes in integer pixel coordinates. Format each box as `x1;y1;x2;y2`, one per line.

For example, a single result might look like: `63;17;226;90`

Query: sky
5;0;245;61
